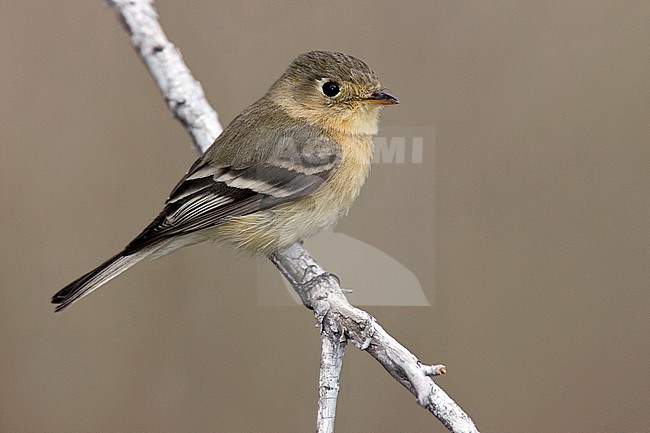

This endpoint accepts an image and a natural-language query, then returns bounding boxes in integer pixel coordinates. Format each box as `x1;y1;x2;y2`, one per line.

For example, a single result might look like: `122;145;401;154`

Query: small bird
52;50;398;311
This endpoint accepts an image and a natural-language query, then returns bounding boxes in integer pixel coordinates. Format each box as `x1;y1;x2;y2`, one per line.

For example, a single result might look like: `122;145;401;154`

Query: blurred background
2;1;648;432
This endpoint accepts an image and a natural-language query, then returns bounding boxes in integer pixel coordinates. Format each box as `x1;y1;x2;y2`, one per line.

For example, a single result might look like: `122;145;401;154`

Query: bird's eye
321;81;340;97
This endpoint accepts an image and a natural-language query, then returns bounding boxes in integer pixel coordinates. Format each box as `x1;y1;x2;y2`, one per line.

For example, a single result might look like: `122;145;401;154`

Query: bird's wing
123;130;341;254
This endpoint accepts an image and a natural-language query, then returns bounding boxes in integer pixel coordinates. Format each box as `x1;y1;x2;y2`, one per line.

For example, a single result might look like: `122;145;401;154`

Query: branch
106;1;479;432
108;0;222;153
317;323;346;433
270;245;475;433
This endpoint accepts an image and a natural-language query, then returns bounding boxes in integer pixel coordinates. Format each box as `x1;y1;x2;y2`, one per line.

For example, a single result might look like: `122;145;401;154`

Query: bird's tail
52;247;154;312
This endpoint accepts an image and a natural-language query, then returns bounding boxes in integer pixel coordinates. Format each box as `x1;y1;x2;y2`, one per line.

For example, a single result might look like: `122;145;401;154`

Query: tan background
2;1;649;432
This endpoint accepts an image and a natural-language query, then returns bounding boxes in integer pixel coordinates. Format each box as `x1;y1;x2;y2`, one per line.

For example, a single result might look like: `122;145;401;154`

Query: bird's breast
282;132;373;232
213;134;374;254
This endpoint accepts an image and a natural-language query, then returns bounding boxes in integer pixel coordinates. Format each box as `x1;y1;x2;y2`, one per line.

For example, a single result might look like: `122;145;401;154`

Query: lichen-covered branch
106;1;479;432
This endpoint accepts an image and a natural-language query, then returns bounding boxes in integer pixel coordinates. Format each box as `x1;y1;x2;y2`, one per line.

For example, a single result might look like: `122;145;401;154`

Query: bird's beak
361;90;399;105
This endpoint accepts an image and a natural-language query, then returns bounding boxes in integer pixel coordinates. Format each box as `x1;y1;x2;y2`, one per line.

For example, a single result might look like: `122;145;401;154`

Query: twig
106;1;479;432
317;328;346;433
107;0;221;154
270;244;475;433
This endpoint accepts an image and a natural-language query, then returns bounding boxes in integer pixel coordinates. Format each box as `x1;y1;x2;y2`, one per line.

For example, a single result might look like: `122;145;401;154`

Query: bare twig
317;328;346;433
108;0;222;153
270;245;475;433
106;1;479;432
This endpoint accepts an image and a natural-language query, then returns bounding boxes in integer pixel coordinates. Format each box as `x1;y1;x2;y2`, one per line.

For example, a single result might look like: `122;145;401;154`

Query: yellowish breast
214;133;374;255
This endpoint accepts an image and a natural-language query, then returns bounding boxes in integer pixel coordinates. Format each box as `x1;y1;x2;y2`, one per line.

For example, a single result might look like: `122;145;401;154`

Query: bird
52;50;398;312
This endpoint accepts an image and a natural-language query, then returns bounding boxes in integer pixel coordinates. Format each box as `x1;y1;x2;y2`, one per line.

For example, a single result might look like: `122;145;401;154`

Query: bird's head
268;51;398;136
